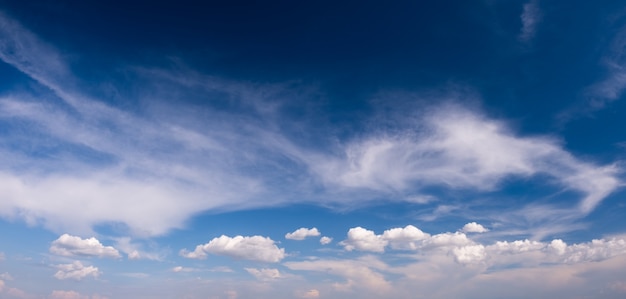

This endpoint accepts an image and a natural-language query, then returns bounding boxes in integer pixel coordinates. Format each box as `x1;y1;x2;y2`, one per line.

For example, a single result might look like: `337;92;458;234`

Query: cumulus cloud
382;225;430;250
320;236;332;245
461;222;489;233
53;261;100;281
180;235;285;263
50;234;120;258
285;228;321;240
453;245;487;264
340;227;388;252
245;268;281;281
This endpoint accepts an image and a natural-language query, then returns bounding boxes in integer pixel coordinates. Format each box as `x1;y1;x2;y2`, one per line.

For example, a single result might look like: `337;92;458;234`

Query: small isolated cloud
519;0;541;42
53;261;100;281
320;236;332;245
296;289;320;298
340;227;388;252
285;228;321;240
50;234;120;259
180;235;285;263
245;268;281;281
461;222;489;233
171;266;195;273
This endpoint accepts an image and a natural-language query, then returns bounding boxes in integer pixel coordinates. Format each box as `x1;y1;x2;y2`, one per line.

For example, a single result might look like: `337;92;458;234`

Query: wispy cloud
519;0;542;42
0;11;620;242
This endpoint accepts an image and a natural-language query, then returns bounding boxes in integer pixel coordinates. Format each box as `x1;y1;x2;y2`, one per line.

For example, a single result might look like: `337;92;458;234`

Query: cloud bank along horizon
1;1;626;298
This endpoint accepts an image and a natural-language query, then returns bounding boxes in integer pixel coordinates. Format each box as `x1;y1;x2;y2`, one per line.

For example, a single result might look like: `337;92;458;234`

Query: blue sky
1;0;626;298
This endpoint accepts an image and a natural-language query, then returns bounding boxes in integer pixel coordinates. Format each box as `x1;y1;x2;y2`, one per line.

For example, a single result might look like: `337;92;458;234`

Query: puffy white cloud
453;245;487;264
50;234;120;258
340;227;388;252
285;228;321;240
565;238;626;263
382;225;430;250
320;236;332;245
180;235;285;263
424;232;472;248
53;261;100;281
245;268;281;281
461;222;489;233
487;239;546;254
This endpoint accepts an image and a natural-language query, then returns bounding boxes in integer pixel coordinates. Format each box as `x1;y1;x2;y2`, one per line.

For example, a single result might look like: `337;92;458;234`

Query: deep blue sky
1;1;626;298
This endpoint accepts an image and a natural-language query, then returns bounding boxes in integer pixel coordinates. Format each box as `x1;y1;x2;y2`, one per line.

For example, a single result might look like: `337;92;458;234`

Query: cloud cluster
286;228;321;240
53;261;100;281
180;235;285;263
50;234;120;258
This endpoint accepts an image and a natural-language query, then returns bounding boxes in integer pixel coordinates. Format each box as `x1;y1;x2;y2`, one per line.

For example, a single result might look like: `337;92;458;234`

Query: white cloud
48;290;108;299
245;268;281;281
320;236;332;245
0;11;620;243
382;225;430;250
285;228;321;240
340;227;388;252
53;261;100;281
519;0;542;42
313;105;619;217
453;245;487;264
461;222;489;233
180;235;285;263
114;237;162;261
50;234;120;258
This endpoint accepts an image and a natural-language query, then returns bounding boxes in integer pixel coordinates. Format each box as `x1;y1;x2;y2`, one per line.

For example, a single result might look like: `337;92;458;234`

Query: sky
0;0;626;298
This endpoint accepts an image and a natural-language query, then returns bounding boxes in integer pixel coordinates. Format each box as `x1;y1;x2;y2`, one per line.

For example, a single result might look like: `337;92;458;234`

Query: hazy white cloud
0;252;4;261
519;0;541;42
0;273;12;281
296;289;320;298
113;237;162;261
285;257;391;294
50;234;120;259
48;290;109;299
53;261;100;281
286;228;321;240
245;268;281;281
180;235;285;263
320;236;333;245
461;222;489;233
340;227;388;252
